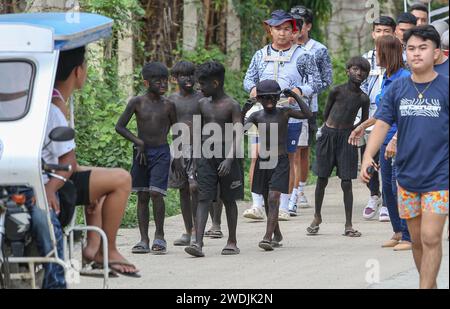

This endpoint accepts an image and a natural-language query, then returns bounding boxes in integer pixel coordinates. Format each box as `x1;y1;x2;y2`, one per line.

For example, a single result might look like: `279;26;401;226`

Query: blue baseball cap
264;10;298;32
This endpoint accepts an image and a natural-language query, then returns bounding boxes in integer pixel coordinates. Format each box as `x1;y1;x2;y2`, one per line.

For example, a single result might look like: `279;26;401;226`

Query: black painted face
198;78;217;98
176;74;196;92
147;76;168;95
347;66;368;85
258;94;279;113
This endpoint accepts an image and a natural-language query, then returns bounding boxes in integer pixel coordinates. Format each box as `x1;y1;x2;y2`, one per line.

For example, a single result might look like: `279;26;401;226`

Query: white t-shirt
42;104;75;184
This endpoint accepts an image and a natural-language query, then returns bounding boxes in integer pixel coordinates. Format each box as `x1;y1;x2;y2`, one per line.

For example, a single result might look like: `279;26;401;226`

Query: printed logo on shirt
399;98;442;117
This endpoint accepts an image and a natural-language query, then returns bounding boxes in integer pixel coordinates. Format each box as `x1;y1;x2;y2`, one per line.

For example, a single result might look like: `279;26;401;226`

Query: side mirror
48;127;75;142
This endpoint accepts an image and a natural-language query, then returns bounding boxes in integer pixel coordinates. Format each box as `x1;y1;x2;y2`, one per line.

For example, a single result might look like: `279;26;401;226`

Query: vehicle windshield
0;60;34;121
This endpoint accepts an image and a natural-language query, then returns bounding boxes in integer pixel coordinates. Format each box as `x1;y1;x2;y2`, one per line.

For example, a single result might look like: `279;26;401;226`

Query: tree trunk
183;0;200;52
118;10;134;99
226;0;241;71
203;0;212;49
140;0;182;66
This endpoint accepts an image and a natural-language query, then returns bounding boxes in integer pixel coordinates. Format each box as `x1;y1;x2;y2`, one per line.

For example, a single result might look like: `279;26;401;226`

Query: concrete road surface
70;177;449;289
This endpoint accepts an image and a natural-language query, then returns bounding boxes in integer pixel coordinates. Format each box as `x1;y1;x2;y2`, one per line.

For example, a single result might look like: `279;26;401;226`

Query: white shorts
297;120;309;147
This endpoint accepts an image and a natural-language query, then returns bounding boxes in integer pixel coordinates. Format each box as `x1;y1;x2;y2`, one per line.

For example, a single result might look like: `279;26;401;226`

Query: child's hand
243;98;256;112
217;159;233;177
135;142;147;166
172;158;185;179
282;88;294;98
348;126;364;146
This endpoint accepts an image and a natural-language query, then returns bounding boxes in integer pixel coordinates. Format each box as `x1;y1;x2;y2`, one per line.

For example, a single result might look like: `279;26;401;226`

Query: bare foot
82;244;99;264
391;232;402;241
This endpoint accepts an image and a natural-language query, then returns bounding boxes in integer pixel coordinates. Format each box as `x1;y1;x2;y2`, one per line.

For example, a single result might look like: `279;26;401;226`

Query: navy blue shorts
286;122;302;153
131;144;171;195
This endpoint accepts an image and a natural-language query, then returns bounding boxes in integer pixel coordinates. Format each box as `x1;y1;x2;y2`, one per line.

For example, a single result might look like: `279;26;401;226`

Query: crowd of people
35;3;448;289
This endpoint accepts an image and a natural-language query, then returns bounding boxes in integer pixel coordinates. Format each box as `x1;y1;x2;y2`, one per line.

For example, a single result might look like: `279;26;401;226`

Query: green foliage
72;0;338;228
80;0;145;35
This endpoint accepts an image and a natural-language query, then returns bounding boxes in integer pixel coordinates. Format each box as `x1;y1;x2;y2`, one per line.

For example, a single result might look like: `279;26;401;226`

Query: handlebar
42;163;72;173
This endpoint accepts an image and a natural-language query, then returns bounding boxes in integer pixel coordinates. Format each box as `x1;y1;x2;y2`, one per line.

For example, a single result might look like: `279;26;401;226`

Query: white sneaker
243;207;265;220
379;206;390;222
363;195;381;220
297;193;310;208
278;209;290;221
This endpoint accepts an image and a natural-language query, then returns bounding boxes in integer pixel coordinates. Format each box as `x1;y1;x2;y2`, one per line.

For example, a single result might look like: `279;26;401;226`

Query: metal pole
404;0;408;12
429;2;432;23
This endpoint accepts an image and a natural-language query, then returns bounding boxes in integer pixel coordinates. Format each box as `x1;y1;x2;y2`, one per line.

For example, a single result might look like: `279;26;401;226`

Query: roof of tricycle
0;12;113;51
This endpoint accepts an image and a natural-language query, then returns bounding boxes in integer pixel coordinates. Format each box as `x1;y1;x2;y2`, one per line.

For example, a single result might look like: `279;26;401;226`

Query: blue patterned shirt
302;38;333;112
243;44;321;123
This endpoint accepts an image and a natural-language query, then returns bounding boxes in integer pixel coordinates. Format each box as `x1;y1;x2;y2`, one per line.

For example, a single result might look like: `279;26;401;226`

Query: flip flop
92;260;140;278
306;225;320;235
270;240;283;248
108;260;141;278
205;230;223;238
151;239;167;255
209;230;224;239
173;234;191;246
221;246;240;255
81;261;119;278
258;240;274;251
343;228;362;237
132;241;150;254
185;244;205;257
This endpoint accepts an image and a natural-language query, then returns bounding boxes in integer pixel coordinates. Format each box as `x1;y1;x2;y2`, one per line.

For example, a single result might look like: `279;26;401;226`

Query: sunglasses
257;94;280;101
291;7;307;15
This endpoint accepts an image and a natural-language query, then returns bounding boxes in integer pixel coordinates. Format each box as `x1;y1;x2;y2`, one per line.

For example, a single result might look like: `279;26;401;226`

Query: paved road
71;177;449;289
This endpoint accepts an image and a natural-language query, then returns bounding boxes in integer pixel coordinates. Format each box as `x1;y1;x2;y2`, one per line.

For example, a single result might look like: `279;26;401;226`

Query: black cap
374;15;397;30
256;80;281;96
397;12;417;25
290;5;313;24
264;10;298;32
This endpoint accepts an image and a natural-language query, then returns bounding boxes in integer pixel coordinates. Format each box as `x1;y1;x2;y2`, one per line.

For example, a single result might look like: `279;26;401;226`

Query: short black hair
195;61;225;86
373;16;396;32
171;61;196;77
56;46;86;81
397;12;417;26
404;25;441;48
410;3;429;15
294;18;304;33
142;62;169;81
346;56;371;74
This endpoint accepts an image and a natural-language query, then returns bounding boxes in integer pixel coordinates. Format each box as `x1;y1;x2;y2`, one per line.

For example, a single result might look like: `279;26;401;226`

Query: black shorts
252;155;290;196
308;112;318;146
196;157;244;202
70;170;91;205
313;125;358;180
168;156;196;189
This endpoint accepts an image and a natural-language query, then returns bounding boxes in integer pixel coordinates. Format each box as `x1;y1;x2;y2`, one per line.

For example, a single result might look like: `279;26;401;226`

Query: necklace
411;76;436;99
